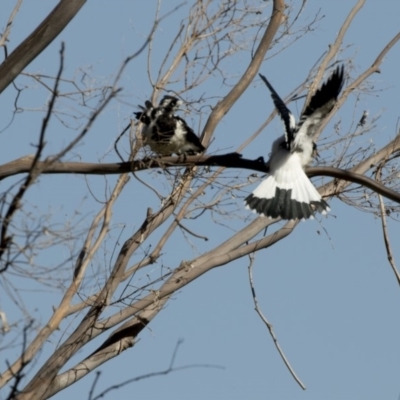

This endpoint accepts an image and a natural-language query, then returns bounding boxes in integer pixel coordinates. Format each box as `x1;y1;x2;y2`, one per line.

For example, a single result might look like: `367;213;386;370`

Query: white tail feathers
245;166;329;220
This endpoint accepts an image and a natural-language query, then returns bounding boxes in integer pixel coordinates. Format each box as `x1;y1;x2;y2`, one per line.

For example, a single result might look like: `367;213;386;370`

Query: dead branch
44;298;168;396
16;165;200;398
1;153;400;205
0;0;23;49
201;0;285;146
0;43;65;266
0;0;86;94
85;340;223;400
376;164;400;286
248;253;306;390
314;30;400;141
2;1;400;399
303;0;366;110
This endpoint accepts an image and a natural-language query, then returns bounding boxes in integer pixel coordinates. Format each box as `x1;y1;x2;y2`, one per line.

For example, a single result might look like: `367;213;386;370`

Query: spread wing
259;73;296;148
294;65;344;146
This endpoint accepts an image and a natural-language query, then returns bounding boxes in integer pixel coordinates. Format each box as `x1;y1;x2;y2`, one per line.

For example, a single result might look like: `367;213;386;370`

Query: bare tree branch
0;0;86;94
2;2;400;398
0;42;65;266
248;253;306;390
303;0;366;110
0;0;23;49
201;0;285;145
376;164;400;286
87;340;223;400
44;299;168;395
1;153;400;204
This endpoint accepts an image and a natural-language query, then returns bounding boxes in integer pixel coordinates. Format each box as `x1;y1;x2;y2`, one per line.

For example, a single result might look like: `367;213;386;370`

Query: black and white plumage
357;110;369;127
245;65;345;220
134;95;205;156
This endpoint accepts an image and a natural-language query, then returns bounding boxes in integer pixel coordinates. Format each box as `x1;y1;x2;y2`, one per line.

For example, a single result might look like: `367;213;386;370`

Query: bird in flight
134;95;205;156
245;65;345;220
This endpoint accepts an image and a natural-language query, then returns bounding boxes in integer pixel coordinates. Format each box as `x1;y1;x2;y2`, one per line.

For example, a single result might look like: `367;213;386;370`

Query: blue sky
1;1;400;399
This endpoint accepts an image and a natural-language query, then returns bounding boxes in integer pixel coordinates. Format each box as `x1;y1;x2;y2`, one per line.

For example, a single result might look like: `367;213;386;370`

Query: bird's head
159;95;183;114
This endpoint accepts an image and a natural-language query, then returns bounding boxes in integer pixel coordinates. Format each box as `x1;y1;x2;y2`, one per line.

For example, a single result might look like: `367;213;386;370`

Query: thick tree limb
200;0;285;145
5;2;287;394
307;166;400;204
89;218;293;336
0;0;86;94
44;297;169;397
16;166;200;399
1;152;399;204
5;2;400;398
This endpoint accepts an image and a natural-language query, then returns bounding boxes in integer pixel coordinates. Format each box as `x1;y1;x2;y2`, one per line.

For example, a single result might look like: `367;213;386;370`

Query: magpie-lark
245;65;345;220
134;95;205;156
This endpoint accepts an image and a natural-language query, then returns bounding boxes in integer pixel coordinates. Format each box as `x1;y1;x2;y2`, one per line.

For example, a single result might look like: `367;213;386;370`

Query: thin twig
0;42;65;266
87;371;101;400
177;220;208;241
114;122;131;162
90;340;224;400
247;253;306;390
0;0;23;48
303;0;365;110
376;165;400;286
6;320;34;400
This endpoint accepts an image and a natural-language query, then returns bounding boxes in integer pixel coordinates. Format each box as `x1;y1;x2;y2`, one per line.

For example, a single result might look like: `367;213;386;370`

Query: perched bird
357;110;369;127
134;95;205;156
245;65;345;220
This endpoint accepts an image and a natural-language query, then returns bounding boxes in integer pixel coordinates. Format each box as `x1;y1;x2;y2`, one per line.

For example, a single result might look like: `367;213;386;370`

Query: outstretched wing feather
259;73;296;147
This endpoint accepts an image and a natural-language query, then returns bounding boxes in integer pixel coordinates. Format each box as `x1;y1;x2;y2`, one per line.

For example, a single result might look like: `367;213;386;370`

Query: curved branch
2;152;399;204
307;166;400;203
319;134;400;197
248;253;306;390
201;0;285;145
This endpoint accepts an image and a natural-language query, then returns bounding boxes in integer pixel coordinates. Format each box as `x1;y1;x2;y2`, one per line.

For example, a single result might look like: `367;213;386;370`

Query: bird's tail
244;170;329;220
